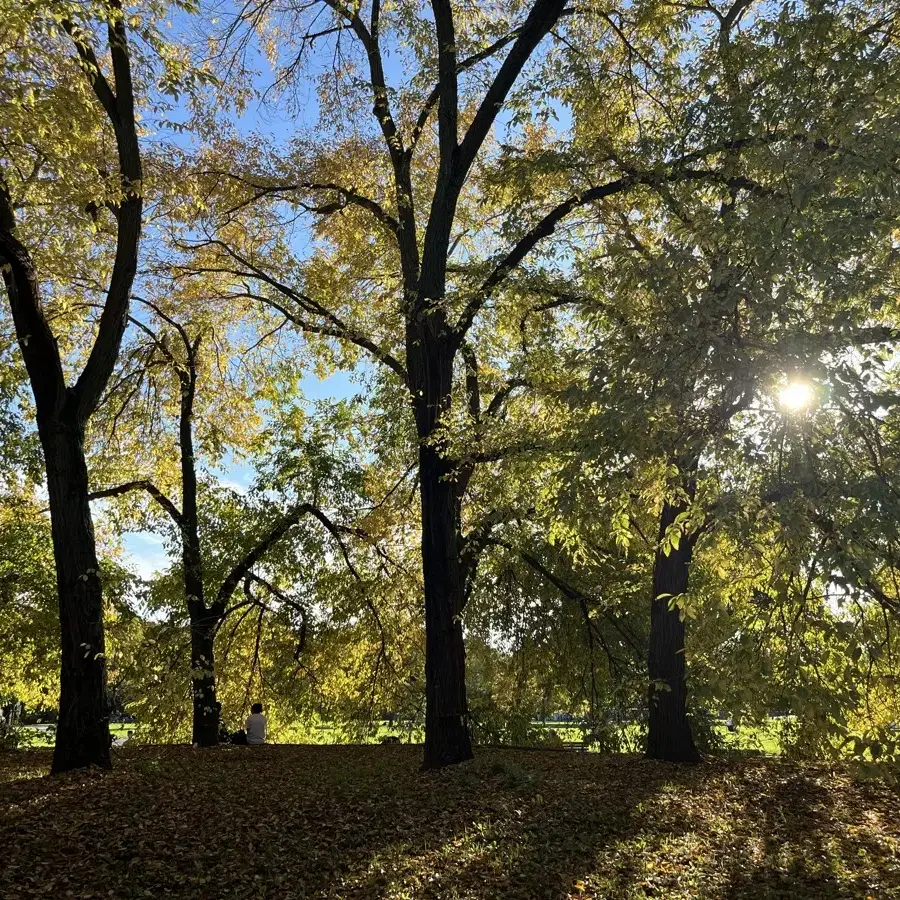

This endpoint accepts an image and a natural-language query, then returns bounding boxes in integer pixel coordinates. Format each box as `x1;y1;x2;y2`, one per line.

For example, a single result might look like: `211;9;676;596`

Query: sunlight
778;381;815;412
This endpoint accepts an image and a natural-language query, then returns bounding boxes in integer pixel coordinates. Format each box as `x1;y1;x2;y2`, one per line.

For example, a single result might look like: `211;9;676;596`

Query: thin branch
88;479;183;526
179;241;409;384
213;504;317;614
454;0;568;183
483;535;644;659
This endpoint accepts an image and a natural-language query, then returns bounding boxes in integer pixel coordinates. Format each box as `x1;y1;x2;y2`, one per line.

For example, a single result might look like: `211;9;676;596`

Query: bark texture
418;439;473;768
646;500;701;762
43;421;112;771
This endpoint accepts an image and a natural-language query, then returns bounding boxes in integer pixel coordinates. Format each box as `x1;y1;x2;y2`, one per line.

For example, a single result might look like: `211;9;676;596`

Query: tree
553;0;900;759
89;299;376;745
180;0;585;767
0;0;144;771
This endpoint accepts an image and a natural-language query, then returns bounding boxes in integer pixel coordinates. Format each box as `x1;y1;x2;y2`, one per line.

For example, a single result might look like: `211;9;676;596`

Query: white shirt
245;712;267;745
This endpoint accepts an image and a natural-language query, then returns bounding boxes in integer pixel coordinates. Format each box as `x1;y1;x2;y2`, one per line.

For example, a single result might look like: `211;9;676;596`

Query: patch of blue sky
121;531;169;580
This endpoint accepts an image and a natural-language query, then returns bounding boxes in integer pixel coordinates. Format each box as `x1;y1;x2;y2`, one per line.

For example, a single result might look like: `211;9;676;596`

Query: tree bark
42;420;112;773
408;326;473;769
418;440;473;768
184;516;220;747
189;613;219;746
646;500;701;762
182;443;217;748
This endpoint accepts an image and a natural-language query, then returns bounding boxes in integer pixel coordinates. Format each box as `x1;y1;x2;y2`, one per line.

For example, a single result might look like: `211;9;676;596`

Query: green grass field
21;719;788;755
21;723;133;748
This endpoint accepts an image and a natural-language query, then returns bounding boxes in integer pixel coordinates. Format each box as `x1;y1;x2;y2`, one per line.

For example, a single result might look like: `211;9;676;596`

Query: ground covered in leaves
1;746;898;899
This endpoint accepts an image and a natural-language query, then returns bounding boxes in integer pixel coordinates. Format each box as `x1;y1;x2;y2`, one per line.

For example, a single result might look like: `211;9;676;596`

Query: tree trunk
189;614;218;746
185;541;217;747
42;420;111;773
418;440;474;769
179;358;219;747
406;327;473;769
646;500;701;762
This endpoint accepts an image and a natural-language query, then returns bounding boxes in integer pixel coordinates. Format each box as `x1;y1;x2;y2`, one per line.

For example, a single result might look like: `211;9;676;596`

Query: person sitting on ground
245;702;267;745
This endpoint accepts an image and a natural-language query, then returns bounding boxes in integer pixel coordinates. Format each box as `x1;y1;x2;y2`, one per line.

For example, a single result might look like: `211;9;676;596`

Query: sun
778;381;814;412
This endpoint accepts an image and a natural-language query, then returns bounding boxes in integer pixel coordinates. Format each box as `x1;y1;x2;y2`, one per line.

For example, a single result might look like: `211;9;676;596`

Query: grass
20;720;787;755
715;720;784;755
276;720;786;754
1;745;897;899
276;721;426;745
21;723;133;748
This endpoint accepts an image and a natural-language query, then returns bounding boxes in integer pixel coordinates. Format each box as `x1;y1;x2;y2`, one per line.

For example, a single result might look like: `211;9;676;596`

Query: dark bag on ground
230;729;248;745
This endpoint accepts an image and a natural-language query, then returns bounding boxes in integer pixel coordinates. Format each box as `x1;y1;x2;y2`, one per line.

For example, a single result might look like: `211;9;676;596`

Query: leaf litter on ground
0;745;897;899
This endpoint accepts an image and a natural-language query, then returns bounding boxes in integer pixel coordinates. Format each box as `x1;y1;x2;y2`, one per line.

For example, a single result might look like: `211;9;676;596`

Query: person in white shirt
245;703;267;745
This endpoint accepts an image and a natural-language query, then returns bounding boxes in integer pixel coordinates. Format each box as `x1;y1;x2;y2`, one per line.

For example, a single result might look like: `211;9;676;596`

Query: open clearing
1;746;897;899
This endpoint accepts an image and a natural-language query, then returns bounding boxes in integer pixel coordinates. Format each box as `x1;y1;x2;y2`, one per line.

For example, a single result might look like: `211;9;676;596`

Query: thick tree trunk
189;614;218;746
419;441;474;769
406;327;473;769
646;500;701;762
179;359;219;747
42;421;111;773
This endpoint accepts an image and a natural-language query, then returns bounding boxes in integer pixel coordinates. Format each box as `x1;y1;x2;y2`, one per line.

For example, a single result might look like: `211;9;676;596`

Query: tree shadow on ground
0;745;667;899
347;750;669;899
0;747;897;899
716;758;900;900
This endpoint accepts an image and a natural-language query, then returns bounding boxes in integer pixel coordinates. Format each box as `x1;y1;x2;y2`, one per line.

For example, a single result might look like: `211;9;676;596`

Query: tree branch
213;504;317;614
0;169;67;416
245;573;308;659
460;342;481;422
62;18;118;124
180;240;409;385
454;0;568;184
70;0;144;423
409;26;527;154
485;378;529;418
231;285;409;386
431;0;459;171
482;535;644;660
321;0;408;196
88;479;183;526
202;171;401;238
